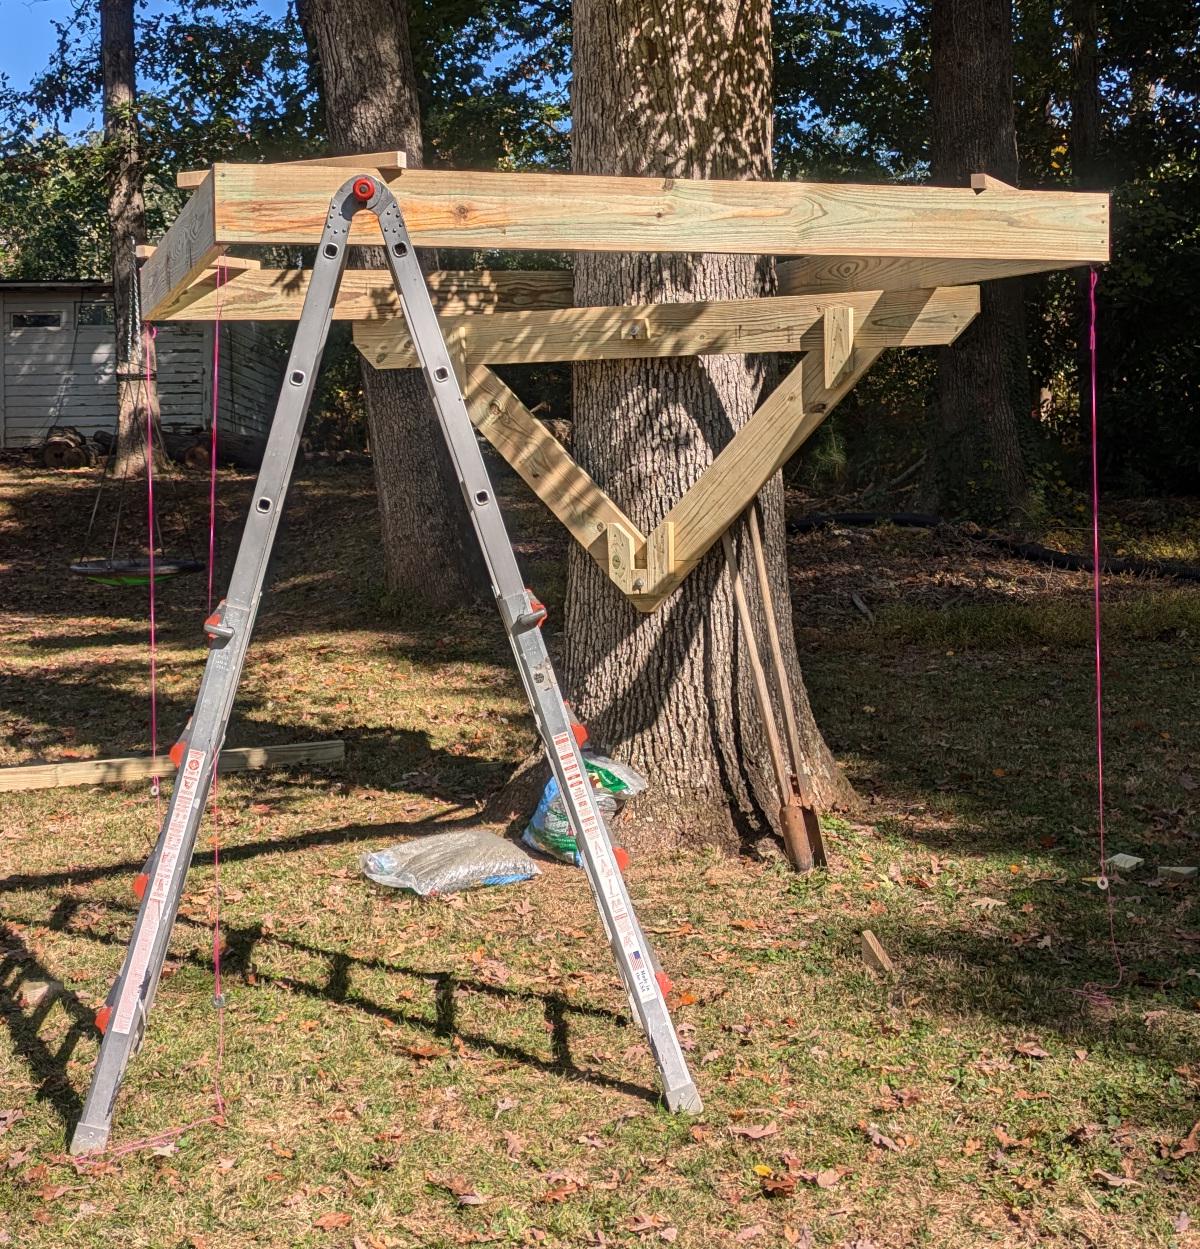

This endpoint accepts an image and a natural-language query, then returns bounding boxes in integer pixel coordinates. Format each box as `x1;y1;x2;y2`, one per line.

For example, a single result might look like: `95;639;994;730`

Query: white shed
0;281;284;451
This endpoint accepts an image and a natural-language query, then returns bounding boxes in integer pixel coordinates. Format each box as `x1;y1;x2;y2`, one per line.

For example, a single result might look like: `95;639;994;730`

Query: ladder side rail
369;188;701;1113
70;188;357;1156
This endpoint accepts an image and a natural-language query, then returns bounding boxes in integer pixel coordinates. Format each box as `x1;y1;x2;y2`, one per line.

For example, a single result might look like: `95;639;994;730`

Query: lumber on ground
0;740;345;792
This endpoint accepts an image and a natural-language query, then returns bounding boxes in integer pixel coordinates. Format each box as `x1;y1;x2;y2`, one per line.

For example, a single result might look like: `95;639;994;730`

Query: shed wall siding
0;290;282;450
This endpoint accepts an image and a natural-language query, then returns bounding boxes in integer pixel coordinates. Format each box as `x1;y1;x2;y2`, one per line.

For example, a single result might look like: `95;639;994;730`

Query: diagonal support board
453;294;974;610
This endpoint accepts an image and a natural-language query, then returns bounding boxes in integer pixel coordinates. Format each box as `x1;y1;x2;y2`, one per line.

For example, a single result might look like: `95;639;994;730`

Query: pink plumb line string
1087;266;1123;989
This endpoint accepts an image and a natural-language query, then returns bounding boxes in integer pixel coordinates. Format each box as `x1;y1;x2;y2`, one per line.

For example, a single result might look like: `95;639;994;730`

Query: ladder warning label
112;749;207;1034
551;732;656;1004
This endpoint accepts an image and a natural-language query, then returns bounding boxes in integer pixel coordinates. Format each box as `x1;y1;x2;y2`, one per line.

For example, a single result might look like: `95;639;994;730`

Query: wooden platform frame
141;155;1108;611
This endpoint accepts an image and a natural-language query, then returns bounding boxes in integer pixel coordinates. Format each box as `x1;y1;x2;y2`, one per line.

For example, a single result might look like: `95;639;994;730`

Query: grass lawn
1;462;1198;1248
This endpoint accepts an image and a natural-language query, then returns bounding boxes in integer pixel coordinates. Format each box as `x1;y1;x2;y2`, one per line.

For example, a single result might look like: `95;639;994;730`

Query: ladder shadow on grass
2;895;656;1138
0;904;93;1128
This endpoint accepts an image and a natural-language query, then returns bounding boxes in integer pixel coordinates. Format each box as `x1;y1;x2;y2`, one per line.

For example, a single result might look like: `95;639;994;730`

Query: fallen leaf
659;1230;678;1244
993;1126;1032;1150
1171;1121;1200;1160
736;1225;766;1241
1175;1212;1191;1233
962;1138;982;1156
313;1212;353;1230
971;897;1005;911
860;1122;900;1152
403;1043;447;1061
543;1180;582;1203
729;1122;778;1140
1093;1169;1141;1189
1013;1041;1050;1060
429;1172;489;1206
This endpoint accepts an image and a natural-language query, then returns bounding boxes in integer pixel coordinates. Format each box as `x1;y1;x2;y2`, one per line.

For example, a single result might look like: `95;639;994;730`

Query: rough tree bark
565;0;853;854
925;0;1031;518
102;0;157;479
298;0;486;606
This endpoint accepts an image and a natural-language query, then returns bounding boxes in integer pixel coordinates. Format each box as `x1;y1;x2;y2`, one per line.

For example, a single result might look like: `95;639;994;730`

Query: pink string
144;326;161;814
207;262;227;1119
1087;266;1123;988
207;262;226;612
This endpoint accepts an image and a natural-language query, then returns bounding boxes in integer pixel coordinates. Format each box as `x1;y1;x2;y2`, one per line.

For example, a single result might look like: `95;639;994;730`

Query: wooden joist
140;172;222;321
0;740;345;792
177;149;408;191
778;254;1067;295
354;285;981;370
160;267;574;321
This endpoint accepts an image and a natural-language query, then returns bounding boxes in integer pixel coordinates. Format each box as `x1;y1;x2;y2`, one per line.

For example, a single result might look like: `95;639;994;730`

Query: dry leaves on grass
626;1213;678;1241
1169;1121;1200;1160
729;1122;778;1141
313;1211;353;1230
1013;1040;1050;1060
428;1172;489;1206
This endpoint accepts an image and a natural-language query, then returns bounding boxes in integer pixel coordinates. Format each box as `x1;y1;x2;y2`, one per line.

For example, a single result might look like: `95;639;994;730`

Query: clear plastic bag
361;829;540;896
522;753;649;864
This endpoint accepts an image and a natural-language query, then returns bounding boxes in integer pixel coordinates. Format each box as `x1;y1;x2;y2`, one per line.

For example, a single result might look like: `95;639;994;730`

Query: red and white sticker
112;749;207;1034
551;732;656;1003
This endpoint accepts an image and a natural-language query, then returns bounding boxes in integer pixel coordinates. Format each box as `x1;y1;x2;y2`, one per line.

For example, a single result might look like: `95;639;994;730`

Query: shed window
78;301;115;326
11;311;64;329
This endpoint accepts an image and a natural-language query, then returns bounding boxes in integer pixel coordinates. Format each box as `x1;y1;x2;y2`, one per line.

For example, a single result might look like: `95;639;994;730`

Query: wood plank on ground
0;740;345;792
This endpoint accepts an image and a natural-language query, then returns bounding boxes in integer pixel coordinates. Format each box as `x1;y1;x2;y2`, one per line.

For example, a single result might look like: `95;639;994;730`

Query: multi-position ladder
70;175;701;1156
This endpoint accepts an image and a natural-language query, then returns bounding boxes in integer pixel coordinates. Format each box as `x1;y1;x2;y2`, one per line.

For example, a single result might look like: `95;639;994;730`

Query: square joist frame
141;159;1109;611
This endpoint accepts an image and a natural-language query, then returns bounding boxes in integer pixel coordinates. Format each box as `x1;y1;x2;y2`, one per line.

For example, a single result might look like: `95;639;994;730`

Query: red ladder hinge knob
132;872;149;901
613;846;631;873
169;739;186;768
655;970;673;997
352;176;376;202
94;1004;112;1035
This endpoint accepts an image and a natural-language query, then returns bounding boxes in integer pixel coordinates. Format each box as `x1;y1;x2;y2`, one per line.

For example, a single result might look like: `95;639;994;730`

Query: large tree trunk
565;0;853;855
925;0;1030;519
298;0;486;606
102;0;155;479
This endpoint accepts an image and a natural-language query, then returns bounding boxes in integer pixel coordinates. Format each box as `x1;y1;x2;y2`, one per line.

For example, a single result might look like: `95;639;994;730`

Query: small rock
1105;853;1144;873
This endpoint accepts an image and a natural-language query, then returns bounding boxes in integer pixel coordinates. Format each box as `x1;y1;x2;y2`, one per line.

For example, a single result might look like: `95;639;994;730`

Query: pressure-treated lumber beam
778;254;1068;295
160;267;574;321
139;171;222;320
0;740;345;792
202;163;1109;260
462;365;644;567
135;244;260;272
177;150;408;191
354;285;981;370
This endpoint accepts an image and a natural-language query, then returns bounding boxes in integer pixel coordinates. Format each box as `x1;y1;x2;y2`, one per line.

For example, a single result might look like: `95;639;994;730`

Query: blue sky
0;0;291;120
0;0;81;90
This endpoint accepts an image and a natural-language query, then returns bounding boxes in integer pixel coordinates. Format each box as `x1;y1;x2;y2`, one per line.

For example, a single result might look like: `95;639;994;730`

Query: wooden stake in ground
721;528;814;872
745;502;827;868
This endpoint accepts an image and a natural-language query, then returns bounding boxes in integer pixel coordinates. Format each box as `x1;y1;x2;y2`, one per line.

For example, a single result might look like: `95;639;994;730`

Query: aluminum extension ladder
69;175;701;1155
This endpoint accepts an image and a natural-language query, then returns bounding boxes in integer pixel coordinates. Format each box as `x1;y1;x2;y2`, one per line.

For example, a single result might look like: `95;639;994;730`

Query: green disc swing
71;323;204;587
